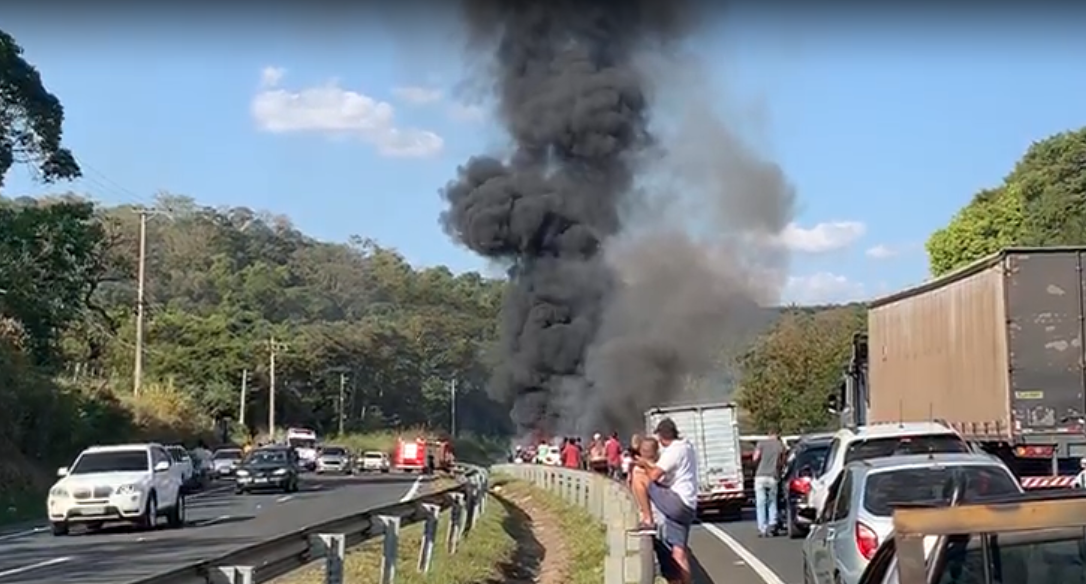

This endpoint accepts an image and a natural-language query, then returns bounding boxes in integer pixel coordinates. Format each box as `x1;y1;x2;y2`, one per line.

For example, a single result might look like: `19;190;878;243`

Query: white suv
805;422;971;519
47;443;186;536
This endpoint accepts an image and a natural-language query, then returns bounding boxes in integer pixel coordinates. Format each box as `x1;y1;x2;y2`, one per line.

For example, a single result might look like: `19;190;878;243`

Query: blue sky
4;12;1086;305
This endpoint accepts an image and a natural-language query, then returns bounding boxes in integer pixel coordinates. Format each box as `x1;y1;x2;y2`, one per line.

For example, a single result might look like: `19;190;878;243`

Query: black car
779;434;833;538
234;446;300;494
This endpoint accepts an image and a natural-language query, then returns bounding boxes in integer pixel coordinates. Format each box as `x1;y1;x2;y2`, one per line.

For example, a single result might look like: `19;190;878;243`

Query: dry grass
492;476;608;584
272;488;516;584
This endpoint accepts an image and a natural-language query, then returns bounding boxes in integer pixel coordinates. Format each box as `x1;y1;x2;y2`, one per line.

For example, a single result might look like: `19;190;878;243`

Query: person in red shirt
605;432;623;479
562;437;581;469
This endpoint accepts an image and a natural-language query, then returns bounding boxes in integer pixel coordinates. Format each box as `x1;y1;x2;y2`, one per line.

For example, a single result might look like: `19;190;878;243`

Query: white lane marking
276;495;294;503
199;514;232;527
400;475;425;501
700;523;787;584
0;527;47;542
0;556;72;579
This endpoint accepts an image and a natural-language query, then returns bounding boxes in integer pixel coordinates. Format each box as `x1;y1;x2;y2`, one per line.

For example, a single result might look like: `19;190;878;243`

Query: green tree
925;127;1086;276
0;30;80;186
926;187;1024;277
736;307;864;434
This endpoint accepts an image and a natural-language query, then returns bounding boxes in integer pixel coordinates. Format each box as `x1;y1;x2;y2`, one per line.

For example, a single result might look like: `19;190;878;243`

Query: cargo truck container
645;402;745;519
862;247;1086;488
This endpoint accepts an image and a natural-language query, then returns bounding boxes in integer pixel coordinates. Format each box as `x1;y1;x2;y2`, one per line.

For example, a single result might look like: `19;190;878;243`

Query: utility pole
239;369;249;426
338;373;347;436
449;378;458;438
131;206;171;397
133;209;148;396
268;337;288;439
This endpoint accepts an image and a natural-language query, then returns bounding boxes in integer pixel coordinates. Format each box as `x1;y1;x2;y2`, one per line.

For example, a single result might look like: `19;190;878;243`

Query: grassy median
273;486;517;584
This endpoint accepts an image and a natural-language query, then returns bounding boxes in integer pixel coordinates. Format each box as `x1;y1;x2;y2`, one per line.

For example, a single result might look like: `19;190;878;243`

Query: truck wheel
51;522;69;536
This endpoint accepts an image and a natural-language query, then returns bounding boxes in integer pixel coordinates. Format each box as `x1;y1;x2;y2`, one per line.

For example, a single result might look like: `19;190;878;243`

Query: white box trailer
645;402;745;520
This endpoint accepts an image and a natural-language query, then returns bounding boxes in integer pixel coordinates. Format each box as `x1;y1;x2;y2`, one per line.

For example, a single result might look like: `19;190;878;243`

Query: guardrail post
464;481;479;534
377;515;401;584
310;533;345;584
417;503;440;573
447;492;465;554
478;473;488;515
214;566;254;584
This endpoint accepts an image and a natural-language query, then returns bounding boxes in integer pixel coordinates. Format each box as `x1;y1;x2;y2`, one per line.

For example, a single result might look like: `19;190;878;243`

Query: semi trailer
833;247;1086;489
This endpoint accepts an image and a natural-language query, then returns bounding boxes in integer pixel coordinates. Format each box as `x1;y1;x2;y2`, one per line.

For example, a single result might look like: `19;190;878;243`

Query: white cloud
784;272;867;305
393;86;443;105
778;221;866;254
260;66;285;88
866;244;898;259
250;67;444;158
447;103;486;123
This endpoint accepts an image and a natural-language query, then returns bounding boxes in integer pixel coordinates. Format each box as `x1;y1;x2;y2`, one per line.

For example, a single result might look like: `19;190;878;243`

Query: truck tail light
856;521;879;560
790;476;811;494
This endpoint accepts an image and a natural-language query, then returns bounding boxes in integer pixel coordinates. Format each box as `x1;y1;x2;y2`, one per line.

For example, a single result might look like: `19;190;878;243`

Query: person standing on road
752;430;785;537
562;437;581;469
605;432;623;479
630;418;698;584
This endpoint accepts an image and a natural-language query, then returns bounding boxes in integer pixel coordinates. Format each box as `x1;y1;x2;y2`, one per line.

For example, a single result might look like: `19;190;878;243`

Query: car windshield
70;450;149;474
213;450;242;460
288;438;316;449
935;530;1086;584
364;452;384;459
246;450;288;465
321;447;346;456
863;465;1020;516
844;434;969;464
166;448;189;462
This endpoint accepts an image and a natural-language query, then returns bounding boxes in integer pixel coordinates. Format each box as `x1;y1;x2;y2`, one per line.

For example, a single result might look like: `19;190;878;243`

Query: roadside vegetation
492;475;608;584
0;29;510;527
273;482;517;584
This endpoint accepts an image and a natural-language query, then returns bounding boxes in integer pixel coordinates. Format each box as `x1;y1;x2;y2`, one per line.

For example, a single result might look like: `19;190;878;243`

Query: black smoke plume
440;1;794;436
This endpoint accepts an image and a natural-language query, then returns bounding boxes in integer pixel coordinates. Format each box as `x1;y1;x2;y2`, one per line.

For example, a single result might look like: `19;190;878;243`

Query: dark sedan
235;446;300;494
780;434;833;538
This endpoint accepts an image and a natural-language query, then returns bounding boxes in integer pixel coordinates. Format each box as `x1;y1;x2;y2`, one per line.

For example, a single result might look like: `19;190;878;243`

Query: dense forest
0;192;510;502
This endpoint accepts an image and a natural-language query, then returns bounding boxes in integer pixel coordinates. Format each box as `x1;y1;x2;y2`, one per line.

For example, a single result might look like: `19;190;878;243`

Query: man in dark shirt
752;431;785;537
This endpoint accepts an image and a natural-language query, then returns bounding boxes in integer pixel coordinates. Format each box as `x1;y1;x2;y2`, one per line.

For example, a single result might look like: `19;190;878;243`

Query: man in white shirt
631;418;699;584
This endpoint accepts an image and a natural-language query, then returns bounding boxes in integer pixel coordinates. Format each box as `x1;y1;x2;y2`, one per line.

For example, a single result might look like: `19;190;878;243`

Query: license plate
80;506;106;516
255;477;268;483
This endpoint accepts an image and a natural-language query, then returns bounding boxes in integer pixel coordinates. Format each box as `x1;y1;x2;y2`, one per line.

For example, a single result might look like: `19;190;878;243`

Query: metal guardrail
492;464;654;584
133;466;488;584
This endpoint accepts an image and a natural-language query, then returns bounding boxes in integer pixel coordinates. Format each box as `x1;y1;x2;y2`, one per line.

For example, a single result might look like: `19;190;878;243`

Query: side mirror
154;461;171;472
56;466;69;477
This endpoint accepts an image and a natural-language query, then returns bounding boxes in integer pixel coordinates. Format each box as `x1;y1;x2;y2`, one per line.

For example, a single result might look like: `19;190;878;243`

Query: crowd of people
508;419;701;584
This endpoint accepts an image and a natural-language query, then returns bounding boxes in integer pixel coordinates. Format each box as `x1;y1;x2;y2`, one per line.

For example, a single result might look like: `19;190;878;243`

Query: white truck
645;402;745;520
286;427;319;471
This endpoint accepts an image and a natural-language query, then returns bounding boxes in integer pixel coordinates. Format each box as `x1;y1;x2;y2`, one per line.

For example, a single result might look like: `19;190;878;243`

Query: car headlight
236;469;250;476
273;468;288;475
49;487;68;498
116;484;141;495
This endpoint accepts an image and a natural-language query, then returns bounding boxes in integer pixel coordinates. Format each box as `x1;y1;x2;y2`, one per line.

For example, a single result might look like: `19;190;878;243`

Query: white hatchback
47;443;186;535
807;422;971;519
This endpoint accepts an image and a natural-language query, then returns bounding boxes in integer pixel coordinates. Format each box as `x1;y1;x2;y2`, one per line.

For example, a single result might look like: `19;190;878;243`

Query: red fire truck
393;436;457;473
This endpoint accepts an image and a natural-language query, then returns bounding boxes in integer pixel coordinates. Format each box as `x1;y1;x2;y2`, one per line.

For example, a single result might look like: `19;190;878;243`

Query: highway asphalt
690;509;804;584
0;472;429;584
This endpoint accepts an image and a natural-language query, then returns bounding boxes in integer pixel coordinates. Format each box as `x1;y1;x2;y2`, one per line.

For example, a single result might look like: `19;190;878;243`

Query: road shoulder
690;525;789;584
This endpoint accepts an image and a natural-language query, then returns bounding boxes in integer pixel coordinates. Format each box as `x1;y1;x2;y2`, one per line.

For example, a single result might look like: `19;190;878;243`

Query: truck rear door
1005;251;1086;434
646;405;743;497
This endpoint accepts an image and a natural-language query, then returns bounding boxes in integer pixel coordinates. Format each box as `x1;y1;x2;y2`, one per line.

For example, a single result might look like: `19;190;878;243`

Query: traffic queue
742;421;1086;584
